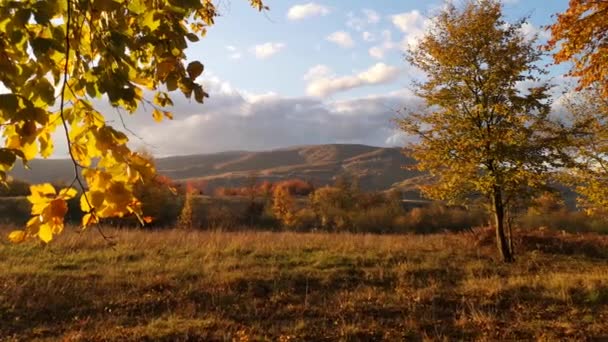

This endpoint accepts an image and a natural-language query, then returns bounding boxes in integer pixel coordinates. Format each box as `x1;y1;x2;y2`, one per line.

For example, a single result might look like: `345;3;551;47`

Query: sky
59;0;572;156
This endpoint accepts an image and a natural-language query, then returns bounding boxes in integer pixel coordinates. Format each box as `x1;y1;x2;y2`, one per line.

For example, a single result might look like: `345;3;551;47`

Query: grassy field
1;228;608;341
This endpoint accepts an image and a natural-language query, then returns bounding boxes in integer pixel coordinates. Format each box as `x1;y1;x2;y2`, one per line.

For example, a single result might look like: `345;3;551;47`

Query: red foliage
213;178;314;197
274;179;314;196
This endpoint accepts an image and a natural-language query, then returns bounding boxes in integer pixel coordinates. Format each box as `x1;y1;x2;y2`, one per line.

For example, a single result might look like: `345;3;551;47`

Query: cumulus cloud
303;64;333;81
326;31;355;48
388;10;433;51
110;77;421;156
391;10;430;45
305;63;401;98
287;2;330;21
251;42;286;59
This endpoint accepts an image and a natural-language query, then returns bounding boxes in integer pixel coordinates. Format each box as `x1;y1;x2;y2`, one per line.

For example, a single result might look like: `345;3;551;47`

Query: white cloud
326;31;355;48
303;64;333;81
368;30;396;60
347;9;382;31
369;46;385;60
306;63;401;97
128;79;418;156
287;2;330;21
362;31;375;42
45;74;421;157
226;45;242;60
392;10;426;34
519;22;550;41
362;9;381;25
391;10;432;49
251;42;286;59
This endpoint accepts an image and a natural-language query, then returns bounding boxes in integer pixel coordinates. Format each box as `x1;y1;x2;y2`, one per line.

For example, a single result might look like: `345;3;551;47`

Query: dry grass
1;227;608;341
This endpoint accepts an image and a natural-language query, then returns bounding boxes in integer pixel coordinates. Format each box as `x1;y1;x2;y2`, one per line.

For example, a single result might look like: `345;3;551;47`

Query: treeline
167;176;489;234
4;176;607;234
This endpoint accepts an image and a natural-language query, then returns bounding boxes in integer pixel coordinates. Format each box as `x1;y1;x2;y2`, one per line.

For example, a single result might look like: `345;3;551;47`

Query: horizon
26;142;402;160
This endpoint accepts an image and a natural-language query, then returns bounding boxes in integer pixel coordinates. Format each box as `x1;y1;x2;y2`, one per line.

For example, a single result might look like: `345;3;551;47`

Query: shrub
402;204;487;234
177;183;195;229
272;184;297;228
518;210;608;234
291;208;318;231
0;179;30;197
134;175;180;227
0;197;30;225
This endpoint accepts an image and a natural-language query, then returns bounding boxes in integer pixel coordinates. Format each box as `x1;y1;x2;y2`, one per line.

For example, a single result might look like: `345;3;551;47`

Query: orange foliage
548;0;608;96
213;178;314;197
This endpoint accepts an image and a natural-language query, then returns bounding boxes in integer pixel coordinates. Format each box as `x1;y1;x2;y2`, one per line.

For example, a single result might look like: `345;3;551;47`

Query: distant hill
9;144;424;196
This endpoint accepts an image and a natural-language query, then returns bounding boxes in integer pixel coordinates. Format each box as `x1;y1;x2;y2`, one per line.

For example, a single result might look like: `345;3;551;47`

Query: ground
1;228;607;341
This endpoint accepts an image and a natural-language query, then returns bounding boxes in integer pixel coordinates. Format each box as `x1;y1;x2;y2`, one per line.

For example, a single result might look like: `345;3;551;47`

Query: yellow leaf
21;140;38;160
28;183;56;214
38;223;53;243
44;199;68;221
8;230;26;243
82;213;99;227
152;108;163;122
29;183;56;202
80;193;92;212
58;187;78;200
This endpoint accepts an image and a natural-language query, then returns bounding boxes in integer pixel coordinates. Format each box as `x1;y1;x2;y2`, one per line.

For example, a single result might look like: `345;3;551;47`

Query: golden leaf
8;230;26;243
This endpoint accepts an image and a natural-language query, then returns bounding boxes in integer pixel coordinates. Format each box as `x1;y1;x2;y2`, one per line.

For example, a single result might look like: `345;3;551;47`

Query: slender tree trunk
492;187;514;263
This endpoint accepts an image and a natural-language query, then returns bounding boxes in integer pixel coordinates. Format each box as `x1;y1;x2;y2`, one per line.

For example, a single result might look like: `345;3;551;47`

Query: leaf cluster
547;0;608;97
2;0;265;243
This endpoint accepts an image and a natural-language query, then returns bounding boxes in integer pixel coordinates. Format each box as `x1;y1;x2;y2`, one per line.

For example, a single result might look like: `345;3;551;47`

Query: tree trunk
492;187;514;263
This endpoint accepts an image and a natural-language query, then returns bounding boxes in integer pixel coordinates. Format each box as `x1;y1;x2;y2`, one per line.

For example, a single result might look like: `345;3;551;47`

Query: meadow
1;227;608;341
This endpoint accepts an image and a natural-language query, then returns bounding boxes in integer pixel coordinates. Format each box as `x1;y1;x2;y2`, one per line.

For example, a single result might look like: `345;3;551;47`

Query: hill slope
9;144;421;194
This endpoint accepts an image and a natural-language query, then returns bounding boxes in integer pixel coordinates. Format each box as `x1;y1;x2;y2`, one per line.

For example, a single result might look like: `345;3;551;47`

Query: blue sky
51;1;574;156
186;0;569;98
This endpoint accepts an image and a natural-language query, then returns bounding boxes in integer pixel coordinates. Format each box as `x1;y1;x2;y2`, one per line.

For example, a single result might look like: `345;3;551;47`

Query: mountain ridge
9;144;422;195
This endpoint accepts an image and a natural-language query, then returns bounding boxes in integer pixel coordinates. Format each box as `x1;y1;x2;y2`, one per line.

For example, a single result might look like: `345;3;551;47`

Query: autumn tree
549;1;608;215
309;186;354;231
398;0;559;262
177;182;195;229
547;0;608;97
2;0;266;243
272;184;297;228
560;88;608;216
